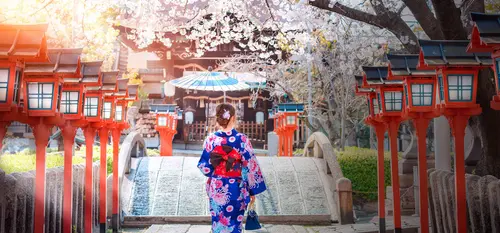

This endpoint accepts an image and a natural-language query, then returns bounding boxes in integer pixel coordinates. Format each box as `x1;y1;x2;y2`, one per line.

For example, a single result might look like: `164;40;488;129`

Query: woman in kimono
198;104;267;233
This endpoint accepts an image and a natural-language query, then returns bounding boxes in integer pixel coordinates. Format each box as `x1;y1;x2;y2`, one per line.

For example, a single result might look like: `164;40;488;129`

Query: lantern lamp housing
418;40;492;109
467;13;500;109
0;24;49;112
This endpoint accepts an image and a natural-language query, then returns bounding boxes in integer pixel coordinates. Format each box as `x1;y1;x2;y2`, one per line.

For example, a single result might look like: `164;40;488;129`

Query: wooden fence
184;120;267;144
294;118;308;148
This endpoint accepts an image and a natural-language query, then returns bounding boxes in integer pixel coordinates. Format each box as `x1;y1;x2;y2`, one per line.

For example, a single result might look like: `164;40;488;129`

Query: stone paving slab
125;216;420;233
126;156;333;218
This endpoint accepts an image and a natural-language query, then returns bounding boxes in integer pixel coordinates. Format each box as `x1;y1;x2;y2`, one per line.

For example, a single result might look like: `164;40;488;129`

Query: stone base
385;186;416;216
399;158;418;174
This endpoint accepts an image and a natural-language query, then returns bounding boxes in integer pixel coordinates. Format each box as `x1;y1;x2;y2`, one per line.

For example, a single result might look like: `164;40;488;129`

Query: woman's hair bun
215;104;236;128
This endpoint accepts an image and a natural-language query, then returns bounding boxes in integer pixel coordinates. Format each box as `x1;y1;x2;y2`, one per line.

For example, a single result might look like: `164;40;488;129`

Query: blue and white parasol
170;71;250;92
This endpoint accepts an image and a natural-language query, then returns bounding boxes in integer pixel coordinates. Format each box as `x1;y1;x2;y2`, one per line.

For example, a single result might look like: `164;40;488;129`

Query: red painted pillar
98;128;108;233
111;128;121;232
387;120;402;233
373;123;386;232
413;117;431;233
83;127;96;233
61;123;77;233
277;130;282;156
0;121;10;151
448;115;469;233
32;122;51;233
284;130;289;157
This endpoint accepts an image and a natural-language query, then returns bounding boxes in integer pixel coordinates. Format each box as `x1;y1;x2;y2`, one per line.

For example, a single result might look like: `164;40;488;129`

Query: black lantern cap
387;54;436;76
418;40;492;66
470;13;500;44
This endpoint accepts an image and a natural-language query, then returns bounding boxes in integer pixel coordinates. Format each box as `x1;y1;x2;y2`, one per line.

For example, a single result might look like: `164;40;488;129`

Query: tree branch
402;0;445;39
309;0;385;28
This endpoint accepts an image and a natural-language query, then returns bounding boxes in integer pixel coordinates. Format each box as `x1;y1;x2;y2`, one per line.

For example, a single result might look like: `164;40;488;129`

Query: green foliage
0;146;113;175
336;146;391;202
147;149;160;157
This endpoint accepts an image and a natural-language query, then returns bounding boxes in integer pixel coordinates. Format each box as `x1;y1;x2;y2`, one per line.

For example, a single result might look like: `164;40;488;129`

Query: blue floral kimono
198;129;267;233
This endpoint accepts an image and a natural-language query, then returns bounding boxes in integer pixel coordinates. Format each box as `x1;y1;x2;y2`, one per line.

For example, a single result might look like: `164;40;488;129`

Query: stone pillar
434;116;451;171
336;178;354;225
267;132;278;156
0;121;10;151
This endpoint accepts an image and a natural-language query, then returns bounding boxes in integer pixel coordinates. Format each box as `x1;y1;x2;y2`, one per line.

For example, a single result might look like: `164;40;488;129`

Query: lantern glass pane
448;75;473;101
27;82;53;110
60;91;80;114
496;58;500;89
411;84;433;106
158;116;167;126
287;116;295;125
185;111;194;124
13;70;20;104
103;102;112;119
0;69;9;102
438;75;445;103
384;91;403;111
372;98;379;114
115;105;123;121
84;97;99;117
256;112;264;124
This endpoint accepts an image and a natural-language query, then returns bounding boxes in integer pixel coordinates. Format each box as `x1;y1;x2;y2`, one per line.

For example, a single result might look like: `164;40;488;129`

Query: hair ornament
222;109;231;119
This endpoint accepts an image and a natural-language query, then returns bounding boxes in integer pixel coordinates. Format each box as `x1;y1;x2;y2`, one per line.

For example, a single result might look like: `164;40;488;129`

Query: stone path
123;216;420;233
123;156;333;218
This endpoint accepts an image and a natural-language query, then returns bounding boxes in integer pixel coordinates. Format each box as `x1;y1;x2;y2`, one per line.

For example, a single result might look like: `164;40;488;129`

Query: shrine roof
418;40;492;66
386;54;436;76
0;24;48;60
81;61;103;84
354;75;363;87
125;84;139;101
470;13;500;45
114;78;129;96
101;71;118;91
24;48;82;75
150;104;177;113
362;66;388;85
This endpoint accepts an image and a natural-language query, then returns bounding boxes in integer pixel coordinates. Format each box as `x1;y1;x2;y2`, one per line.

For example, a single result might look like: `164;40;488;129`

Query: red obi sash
209;145;242;177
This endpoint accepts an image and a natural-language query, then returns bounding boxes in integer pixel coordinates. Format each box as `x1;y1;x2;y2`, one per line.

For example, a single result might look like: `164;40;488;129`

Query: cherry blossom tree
307;0;500;176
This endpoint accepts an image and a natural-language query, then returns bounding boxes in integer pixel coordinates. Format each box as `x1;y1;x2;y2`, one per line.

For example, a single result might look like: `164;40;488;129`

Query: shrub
336;146;391;202
1;146;113;175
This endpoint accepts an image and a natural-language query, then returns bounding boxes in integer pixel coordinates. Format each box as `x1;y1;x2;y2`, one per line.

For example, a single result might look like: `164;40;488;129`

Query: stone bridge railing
0;163;101;233
428;168;500;233
106;131;146;231
303;132;353;224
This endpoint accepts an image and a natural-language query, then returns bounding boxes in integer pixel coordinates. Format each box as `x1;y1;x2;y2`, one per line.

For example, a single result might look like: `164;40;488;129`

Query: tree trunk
340;105;345;150
471;69;500;177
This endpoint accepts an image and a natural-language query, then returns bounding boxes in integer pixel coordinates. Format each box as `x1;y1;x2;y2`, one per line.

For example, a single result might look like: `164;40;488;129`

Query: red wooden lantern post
363;66;405;233
24;48;87;233
50;48;85;233
467;13;500;109
418;40;490;233
277;103;304;157
96;71;119;233
354;74;386;232
0;24;49;150
387;54;438;233
80;60;104;233
153;104;178;156
110;79;133;232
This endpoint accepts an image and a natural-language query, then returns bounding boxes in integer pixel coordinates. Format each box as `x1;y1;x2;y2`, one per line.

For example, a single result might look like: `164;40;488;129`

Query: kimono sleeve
198;135;215;177
241;135;267;196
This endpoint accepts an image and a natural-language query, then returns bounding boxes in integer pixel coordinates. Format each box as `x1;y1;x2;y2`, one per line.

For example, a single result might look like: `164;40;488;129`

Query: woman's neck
221;126;233;132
